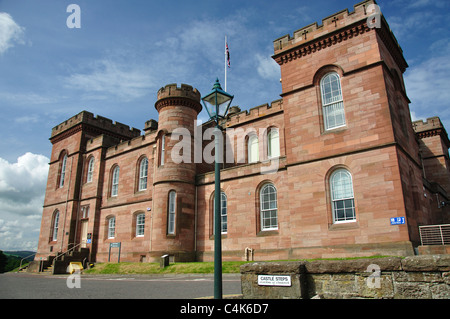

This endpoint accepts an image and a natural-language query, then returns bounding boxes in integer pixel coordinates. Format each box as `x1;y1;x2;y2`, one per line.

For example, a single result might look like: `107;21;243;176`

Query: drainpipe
73;155;86;247
194;185;198;256
61;156;74;252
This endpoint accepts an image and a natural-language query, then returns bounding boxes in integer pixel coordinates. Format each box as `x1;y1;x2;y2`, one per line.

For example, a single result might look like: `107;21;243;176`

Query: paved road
0;272;242;299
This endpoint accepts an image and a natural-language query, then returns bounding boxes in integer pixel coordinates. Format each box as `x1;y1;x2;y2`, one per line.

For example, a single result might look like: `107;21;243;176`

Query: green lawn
83;261;250;275
83;255;395;275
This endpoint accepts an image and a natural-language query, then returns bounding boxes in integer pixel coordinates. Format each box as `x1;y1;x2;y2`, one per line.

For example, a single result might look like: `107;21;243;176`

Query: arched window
330;169;356;223
136;213;145;237
108;217;116;239
59;154;68;188
213;192;228;234
86;157;94;183
51;210;60;241
267;128;280;159
138;157;148;191
248;135;259;163
111;166;120;197
160;135;166;166
167;191;176;234
320;72;345;130
260;183;278;231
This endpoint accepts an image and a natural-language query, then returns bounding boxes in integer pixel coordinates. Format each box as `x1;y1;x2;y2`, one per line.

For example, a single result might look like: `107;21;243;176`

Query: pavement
0;272;242;299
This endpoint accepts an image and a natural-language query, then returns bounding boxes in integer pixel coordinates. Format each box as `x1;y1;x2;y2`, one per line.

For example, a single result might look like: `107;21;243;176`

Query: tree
0;251;7;273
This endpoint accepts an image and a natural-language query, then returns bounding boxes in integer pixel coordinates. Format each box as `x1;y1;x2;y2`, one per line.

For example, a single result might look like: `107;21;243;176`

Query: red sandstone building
35;0;450;263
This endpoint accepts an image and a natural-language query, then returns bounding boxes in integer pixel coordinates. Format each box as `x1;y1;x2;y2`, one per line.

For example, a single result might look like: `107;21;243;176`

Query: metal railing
17;252;37;272
53;243;82;262
419;224;450;246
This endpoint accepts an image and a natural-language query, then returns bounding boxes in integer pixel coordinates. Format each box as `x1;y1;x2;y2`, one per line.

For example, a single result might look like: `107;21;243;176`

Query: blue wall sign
390;217;405;225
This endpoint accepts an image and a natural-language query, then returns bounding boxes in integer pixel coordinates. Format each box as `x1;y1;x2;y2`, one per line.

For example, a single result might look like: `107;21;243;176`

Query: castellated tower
270;0;435;248
36;111;140;260
150;84;202;261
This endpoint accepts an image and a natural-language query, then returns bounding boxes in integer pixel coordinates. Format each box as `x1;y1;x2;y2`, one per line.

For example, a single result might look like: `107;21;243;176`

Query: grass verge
83;261;249;275
83;255;396;275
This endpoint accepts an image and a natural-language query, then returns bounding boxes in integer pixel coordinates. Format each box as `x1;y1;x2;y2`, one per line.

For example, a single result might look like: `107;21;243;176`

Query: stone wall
240;255;450;299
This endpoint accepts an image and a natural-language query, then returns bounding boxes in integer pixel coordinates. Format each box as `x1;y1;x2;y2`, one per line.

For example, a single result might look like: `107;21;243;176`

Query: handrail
53;243;82;263
17;252;37;272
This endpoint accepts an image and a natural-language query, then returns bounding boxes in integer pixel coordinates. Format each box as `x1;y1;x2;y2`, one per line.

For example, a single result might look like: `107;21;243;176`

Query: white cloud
0;217;39;251
0;12;25;55
0;91;57;105
390;0;449;9
410;111;419;122
0;153;49;251
14;114;40;124
65;59;155;102
152;14;249;79
388;11;435;39
256;54;280;80
62;9;280;111
404;40;450;122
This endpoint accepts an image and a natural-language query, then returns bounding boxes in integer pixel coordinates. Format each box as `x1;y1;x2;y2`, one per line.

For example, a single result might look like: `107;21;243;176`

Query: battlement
51;111;141;140
413;117;450;148
413;117;444;133
157;83;201;102
223;99;283;128
155;83;202;114
105;130;157;159
273;0;377;54
144;119;158;133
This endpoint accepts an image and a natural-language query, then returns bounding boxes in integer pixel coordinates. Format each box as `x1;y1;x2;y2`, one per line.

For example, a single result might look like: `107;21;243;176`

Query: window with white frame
136;213;145;237
330;169;356;223
87;157;94;183
248;135;259;163
111;166;120;197
320;72;346;130
139;157;148;191
260;183;278;231
267;128;280;159
167;191;176;234
59;154;68;188
108;217;116;239
213;192;228;234
81;205;89;219
52;210;60;241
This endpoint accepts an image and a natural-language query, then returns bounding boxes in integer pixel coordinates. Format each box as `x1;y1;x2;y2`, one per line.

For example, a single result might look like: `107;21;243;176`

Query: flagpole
225;35;227;92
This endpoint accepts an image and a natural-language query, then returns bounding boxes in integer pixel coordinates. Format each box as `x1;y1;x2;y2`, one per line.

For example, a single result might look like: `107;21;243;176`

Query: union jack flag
226;42;230;68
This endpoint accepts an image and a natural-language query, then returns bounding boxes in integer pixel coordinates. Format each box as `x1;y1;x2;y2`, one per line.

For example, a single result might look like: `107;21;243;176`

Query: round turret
151;83;201;262
155;83;202;114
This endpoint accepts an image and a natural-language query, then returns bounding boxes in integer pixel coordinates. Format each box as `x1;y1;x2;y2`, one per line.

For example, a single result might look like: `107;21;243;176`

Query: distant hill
4;251;36;260
0;251;36;272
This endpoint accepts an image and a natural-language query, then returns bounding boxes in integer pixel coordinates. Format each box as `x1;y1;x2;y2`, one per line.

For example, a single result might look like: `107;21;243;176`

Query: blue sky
0;0;449;251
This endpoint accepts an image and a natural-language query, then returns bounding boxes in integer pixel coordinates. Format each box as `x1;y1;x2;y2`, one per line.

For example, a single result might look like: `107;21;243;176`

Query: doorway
81;220;88;248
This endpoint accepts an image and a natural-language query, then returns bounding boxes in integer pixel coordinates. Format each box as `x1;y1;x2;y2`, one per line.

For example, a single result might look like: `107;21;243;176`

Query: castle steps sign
258;275;292;287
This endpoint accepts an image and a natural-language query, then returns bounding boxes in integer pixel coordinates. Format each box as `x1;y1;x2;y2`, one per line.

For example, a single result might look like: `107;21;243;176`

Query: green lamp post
201;79;234;299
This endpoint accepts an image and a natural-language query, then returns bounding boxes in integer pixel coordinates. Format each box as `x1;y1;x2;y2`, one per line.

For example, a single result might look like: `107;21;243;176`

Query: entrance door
81;220;88;248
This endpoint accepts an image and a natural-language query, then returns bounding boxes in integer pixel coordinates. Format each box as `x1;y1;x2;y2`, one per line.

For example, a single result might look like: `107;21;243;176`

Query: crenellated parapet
413;117;450;147
155;83;202;114
223;99;283;128
272;0;406;72
273;0;376;55
50;110;141;143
